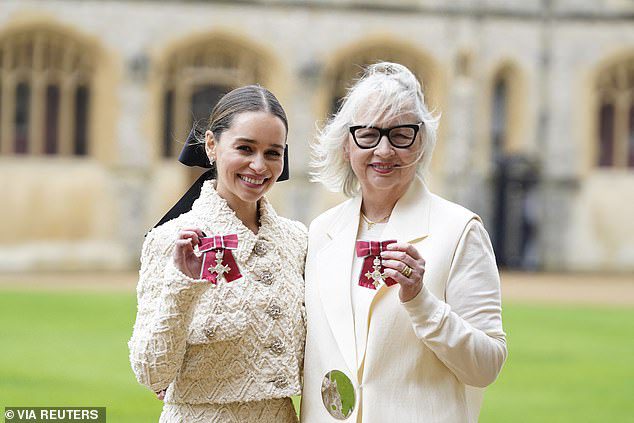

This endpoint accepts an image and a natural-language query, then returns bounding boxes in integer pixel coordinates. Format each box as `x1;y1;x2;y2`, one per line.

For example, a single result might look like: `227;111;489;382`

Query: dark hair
207;85;288;141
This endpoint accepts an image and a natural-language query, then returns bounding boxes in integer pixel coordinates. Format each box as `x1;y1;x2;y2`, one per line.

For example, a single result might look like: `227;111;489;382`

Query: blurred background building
0;0;633;272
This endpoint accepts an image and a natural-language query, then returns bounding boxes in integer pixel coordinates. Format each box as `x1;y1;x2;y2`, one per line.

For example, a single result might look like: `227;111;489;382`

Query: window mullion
30;33;45;155
1;42;13;155
30;74;45;155
58;76;74;156
0;74;9;155
173;81;190;158
614;92;629;168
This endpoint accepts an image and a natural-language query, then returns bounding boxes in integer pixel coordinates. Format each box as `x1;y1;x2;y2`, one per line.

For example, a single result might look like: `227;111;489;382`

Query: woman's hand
380;242;426;302
173;228;206;279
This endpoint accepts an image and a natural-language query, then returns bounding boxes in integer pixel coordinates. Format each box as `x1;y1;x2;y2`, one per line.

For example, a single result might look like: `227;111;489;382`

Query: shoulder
425;192;493;260
277;216;308;239
308;197;355;234
430;192;479;221
275;216;308;256
428;192;481;232
142;212;197;260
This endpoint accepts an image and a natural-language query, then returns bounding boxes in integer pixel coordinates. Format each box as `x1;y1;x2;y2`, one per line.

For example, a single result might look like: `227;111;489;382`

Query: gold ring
402;265;413;278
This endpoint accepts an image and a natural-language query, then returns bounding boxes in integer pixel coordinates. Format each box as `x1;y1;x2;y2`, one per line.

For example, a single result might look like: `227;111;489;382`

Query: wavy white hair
310;62;440;197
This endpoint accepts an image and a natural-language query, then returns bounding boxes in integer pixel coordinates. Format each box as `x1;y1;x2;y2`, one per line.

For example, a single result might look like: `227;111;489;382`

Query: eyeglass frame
348;122;423;149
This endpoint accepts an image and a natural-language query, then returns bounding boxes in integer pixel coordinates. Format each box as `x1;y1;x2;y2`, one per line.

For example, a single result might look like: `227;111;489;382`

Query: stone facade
0;0;633;271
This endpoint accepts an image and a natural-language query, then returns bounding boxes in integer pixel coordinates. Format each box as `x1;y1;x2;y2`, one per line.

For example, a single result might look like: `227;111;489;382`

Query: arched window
596;57;634;168
328;44;435;116
0;28;94;156
161;37;269;158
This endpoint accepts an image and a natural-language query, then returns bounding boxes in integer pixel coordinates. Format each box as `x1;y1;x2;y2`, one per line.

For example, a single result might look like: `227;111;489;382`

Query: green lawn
0;289;632;422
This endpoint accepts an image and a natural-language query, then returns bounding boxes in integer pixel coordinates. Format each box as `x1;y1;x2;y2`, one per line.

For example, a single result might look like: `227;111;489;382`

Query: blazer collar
382;176;431;244
325;196;362;240
327;176;431;243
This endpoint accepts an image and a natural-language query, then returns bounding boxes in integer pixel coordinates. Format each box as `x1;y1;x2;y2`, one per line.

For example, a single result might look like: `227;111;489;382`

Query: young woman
129;85;306;422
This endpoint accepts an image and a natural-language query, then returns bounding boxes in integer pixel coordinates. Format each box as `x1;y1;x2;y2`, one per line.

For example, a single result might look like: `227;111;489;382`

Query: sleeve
401;219;508;387
128;231;208;392
293;220;309;379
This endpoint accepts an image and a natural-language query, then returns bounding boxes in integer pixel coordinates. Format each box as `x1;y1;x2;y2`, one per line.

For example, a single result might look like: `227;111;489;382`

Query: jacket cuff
400;284;447;329
161;261;208;302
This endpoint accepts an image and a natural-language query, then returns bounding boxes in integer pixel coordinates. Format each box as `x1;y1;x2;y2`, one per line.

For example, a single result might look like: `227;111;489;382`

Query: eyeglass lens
354;126;416;147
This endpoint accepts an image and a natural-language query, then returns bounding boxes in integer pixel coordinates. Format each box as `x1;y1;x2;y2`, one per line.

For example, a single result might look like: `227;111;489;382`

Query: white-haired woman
301;63;507;422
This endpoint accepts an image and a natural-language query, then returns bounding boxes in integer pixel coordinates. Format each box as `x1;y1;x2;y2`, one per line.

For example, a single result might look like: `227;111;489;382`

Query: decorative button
266;304;282;320
270;375;288;389
259;271;274;286
253;241;267;257
269;338;285;355
203;327;216;339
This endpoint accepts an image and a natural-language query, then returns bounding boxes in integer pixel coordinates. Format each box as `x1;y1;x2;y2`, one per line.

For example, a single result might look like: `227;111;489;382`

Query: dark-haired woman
129;85;306;422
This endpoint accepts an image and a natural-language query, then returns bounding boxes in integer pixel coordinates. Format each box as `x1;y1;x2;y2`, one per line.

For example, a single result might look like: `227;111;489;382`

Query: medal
355;239;397;290
198;234;241;284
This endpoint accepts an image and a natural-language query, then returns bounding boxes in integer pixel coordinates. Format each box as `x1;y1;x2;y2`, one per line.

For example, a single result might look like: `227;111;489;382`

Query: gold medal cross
364;256;386;289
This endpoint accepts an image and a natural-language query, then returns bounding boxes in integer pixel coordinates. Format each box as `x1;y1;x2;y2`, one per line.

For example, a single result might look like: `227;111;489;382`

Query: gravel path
501;271;634;306
0;271;632;306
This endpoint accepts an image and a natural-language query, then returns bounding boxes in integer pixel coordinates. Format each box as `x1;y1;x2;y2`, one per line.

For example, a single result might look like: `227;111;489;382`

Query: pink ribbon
355;240;397;289
199;234;242;284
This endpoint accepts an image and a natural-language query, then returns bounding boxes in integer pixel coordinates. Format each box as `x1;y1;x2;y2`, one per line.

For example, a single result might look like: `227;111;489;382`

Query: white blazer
301;178;507;422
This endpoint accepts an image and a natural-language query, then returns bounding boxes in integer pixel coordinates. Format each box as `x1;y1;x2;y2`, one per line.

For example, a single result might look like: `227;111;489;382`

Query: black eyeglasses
349;123;423;149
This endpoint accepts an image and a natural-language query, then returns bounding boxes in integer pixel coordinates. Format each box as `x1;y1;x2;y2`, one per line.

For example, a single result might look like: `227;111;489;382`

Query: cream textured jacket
129;181;307;405
301;177;507;422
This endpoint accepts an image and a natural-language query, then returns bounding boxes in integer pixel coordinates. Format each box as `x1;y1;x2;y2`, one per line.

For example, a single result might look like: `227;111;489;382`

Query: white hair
310;62;440;197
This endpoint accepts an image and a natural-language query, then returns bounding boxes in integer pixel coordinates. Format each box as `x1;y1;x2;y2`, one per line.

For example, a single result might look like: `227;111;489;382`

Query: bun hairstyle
311;62;440;197
206;85;288;142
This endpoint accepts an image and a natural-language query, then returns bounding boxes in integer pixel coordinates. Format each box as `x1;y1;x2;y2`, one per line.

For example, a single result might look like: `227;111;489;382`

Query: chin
237;183;271;202
237;189;265;203
368;173;398;186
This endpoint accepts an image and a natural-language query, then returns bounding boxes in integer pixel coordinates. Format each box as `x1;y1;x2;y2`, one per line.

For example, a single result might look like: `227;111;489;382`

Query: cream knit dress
129;181;307;422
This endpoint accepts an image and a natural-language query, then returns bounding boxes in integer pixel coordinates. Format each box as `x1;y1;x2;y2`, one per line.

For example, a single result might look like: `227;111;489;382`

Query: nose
374;134;394;157
249;154;267;174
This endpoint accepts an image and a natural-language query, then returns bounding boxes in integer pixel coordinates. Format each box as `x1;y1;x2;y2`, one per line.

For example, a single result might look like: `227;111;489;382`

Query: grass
480;303;634;422
0;289;632;422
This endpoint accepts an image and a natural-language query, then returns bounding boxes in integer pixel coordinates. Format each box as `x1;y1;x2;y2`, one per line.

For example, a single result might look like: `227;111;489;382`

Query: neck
360;188;402;222
232;200;260;234
215;185;260;234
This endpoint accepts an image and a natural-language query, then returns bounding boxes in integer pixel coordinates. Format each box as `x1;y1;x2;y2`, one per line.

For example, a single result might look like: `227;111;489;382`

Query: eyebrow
235;137;285;150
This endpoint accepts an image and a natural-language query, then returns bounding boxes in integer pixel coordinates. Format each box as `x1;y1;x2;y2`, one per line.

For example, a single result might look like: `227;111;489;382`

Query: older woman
129;85;306;422
301;63;507;422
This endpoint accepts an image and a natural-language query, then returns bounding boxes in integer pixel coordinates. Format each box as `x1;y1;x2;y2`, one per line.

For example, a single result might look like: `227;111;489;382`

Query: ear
205;130;216;160
343;141;350;160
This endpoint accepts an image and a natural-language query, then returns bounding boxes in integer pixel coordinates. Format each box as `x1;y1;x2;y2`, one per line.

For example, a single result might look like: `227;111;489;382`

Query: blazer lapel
356;177;432;369
381;176;431;245
315;196;362;378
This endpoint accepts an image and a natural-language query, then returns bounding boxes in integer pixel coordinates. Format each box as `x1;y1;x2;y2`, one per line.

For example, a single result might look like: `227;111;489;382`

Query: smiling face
206;111;286;209
345;110;422;200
